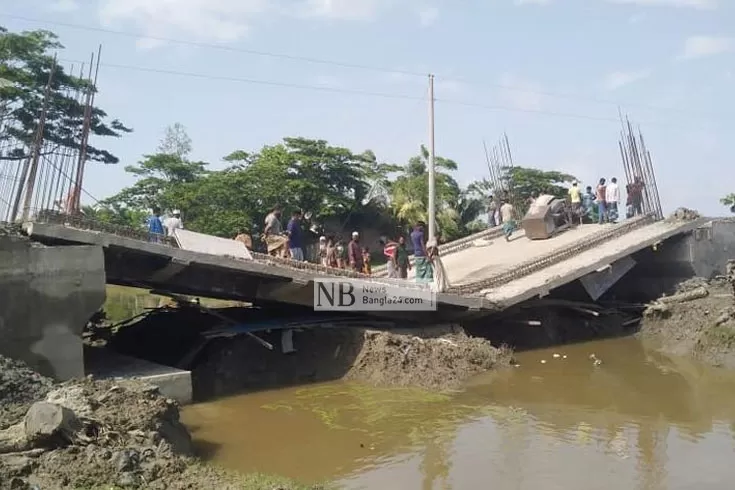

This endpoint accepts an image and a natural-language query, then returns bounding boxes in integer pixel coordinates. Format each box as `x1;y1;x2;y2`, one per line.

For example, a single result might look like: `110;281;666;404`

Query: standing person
382;237;399;278
582;185;596;222
362;246;372;275
264;205;288;257
396;235;411;279
487;196;498;227
630;176;645;216
336;237;347;269
625;185;634;219
500;200;517;241
411;221;433;283
286;210;305;261
427;239;449;292
326;236;338;268
606;177;620;223
596;178;608;224
568;182;582;223
318;236;328;266
348;231;363;273
147;207;164;243
163;209;184;237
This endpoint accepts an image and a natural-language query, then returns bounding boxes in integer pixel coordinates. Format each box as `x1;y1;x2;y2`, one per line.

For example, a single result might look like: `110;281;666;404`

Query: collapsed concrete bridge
2;213;732;384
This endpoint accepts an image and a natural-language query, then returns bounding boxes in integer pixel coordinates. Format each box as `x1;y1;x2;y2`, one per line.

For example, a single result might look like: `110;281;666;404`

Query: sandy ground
639;276;735;368
0;356;322;490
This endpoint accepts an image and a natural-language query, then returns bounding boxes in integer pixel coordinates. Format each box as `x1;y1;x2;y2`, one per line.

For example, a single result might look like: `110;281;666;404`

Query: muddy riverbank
0;355;321;490
104;307;511;400
639;274;735;368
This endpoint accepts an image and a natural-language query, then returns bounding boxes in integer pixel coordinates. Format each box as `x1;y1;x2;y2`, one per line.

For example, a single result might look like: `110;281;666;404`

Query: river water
182;337;735;489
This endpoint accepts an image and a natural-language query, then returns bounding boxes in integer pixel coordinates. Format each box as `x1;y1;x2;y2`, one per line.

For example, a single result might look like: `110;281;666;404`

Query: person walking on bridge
500;200;517;241
164;209;184;238
147;207;164;243
596;178;608;224
606;177;620;223
264;205;288;258
412;221;433;283
381;237;399;278
286;210;305;261
348;231;363;273
568;182;582;224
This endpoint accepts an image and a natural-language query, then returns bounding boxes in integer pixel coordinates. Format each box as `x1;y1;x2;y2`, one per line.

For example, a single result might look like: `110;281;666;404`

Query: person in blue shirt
147;207;164;243
286;210;304;261
411;221;433;283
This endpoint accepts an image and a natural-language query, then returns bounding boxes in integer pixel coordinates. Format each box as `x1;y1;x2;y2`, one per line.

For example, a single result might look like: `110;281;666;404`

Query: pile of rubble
0;356;249;490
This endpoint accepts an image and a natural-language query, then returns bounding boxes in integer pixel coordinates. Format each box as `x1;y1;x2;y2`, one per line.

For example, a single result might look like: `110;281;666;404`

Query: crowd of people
567;176;645;224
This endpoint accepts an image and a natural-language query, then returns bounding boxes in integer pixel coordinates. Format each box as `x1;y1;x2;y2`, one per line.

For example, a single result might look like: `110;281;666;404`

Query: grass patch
702;324;735;349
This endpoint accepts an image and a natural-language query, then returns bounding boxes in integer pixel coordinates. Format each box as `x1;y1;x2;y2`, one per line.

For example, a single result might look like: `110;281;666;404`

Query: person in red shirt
381;237;399;278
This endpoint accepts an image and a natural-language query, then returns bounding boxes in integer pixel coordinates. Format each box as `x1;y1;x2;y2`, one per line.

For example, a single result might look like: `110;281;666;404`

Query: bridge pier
0;235;105;380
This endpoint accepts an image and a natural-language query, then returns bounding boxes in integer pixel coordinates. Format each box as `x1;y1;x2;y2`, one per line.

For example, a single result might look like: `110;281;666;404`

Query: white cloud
98;0;391;44
295;0;388;20
418;6;439;27
514;0;552;5
603;69;651;90
497;73;546;111
678;35;735;60
48;0;79;12
607;0;717;9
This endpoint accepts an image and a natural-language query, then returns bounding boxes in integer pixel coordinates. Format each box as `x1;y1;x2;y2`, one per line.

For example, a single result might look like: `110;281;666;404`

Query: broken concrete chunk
23;402;82;448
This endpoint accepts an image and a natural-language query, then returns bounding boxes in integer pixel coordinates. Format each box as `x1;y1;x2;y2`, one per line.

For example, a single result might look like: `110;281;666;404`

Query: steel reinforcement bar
449;214;657;295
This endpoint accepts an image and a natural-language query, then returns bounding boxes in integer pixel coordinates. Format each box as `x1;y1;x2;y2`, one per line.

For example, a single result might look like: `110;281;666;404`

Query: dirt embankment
193;324;511;399
639;269;735;368
0;356;321;490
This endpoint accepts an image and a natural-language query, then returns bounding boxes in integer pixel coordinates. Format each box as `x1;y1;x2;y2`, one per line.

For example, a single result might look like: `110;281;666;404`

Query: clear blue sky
3;0;733;215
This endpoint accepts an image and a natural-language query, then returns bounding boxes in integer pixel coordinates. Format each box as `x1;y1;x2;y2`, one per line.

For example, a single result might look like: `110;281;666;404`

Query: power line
2;13;727;119
61;58;699;128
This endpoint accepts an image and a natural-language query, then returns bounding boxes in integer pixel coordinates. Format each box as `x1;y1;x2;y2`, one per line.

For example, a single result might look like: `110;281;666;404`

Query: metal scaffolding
618;114;664;221
0;48;101;224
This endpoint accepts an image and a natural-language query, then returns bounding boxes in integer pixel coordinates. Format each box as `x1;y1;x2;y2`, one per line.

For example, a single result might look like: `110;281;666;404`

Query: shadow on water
182;337;735;490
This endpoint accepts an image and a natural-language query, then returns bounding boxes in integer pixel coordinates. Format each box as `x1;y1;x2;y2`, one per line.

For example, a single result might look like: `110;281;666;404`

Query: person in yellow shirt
568;182;582;224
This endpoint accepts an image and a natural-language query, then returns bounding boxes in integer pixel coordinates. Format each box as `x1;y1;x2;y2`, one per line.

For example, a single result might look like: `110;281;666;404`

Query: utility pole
428;74;436;242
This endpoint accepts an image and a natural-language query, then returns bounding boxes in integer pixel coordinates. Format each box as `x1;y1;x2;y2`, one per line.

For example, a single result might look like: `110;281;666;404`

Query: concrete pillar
0;236;105;380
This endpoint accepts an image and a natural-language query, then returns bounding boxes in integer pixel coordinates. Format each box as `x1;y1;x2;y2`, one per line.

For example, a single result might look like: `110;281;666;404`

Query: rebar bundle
618;114;664;221
0;48;101;224
482;132;514;199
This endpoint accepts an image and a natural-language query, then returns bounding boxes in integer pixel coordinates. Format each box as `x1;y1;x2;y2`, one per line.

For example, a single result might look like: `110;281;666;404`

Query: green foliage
0;26;131;163
502;166;577;202
720;194;735;213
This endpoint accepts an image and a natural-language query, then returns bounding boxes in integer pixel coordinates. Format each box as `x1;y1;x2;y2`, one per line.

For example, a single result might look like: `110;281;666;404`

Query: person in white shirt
605;178;620;223
163;209;184;237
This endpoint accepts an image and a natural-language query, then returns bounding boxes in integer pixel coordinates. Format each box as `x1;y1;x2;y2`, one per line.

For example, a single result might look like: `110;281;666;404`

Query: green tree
389;145;462;229
0;27;131;163
721;194;735;213
500;166;577;213
102;124;208;214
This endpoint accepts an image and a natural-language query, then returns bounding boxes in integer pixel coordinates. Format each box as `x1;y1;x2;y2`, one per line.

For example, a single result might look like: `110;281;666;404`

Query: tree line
5;26;646;243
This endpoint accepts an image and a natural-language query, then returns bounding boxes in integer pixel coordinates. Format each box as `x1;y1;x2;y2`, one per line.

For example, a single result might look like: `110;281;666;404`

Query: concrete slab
174;229;253;260
22;218;706;314
85;347;192;404
482;218;706;308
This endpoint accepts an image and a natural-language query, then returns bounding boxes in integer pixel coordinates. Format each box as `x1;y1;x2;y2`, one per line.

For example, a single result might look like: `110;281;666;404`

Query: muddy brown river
182;337;735;489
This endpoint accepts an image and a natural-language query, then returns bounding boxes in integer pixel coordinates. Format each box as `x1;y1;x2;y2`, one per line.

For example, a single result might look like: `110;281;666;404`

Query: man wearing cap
164;209;184;237
348;231;363;272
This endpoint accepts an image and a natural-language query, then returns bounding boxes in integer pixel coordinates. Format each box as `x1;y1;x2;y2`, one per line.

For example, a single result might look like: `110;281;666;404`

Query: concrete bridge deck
22;215;706;317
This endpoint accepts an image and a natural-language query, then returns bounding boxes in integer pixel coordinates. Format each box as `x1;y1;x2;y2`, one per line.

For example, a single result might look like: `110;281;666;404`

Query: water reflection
182;338;735;489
